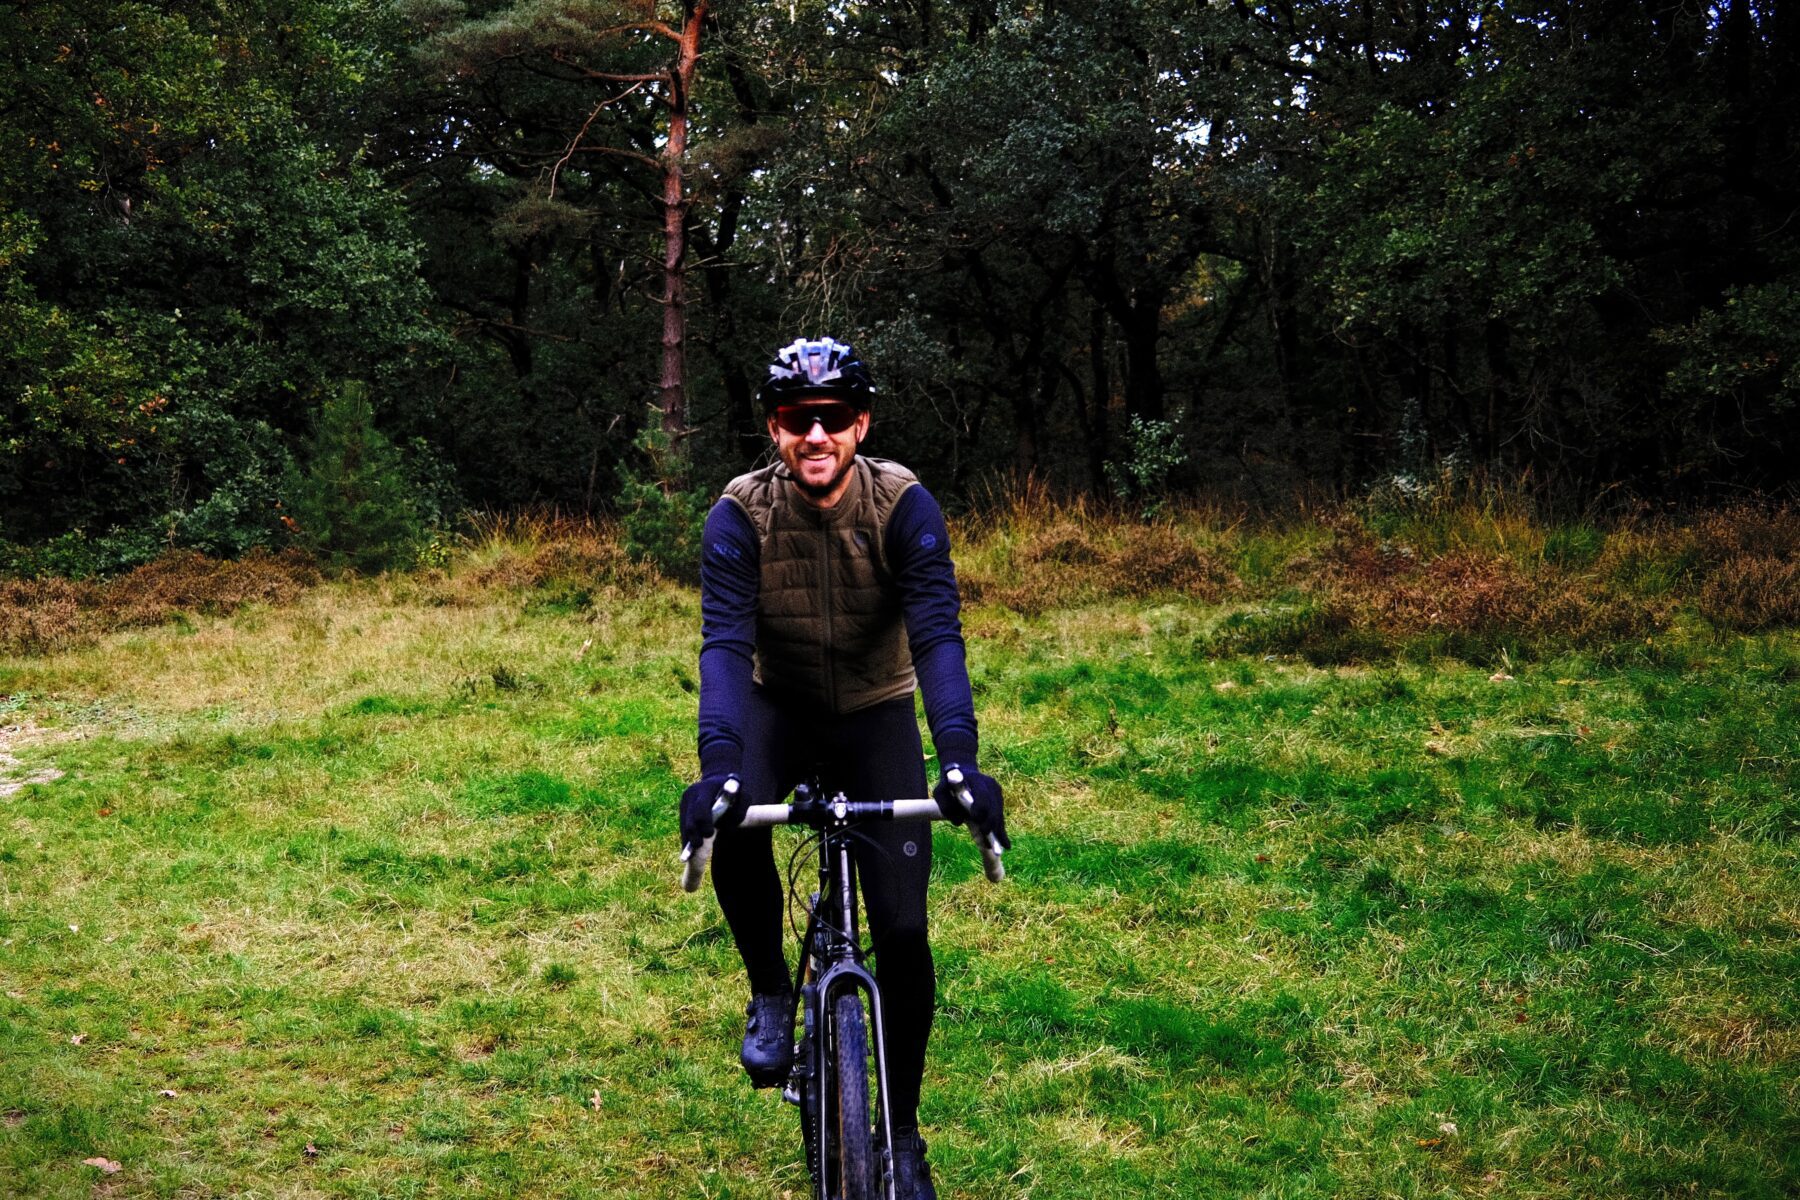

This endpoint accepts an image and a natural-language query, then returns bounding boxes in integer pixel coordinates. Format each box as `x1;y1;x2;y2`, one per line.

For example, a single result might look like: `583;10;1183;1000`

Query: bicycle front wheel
830;990;879;1200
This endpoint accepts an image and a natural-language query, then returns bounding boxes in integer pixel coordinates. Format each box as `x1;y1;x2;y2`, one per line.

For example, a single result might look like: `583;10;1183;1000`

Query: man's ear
854;409;872;444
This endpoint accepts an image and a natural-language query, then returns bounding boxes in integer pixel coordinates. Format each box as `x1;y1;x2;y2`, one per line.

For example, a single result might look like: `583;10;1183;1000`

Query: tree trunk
1086;300;1112;490
1120;286;1166;422
657;0;711;445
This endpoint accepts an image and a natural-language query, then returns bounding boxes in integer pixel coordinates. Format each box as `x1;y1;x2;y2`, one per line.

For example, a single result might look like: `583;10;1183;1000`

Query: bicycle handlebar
678;767;1006;891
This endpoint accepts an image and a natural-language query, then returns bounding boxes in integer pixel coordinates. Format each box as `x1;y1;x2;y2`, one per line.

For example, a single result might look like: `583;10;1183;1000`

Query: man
681;336;1008;1199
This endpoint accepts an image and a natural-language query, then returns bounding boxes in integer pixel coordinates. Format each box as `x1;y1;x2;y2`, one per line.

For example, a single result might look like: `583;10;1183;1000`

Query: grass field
1;518;1797;1198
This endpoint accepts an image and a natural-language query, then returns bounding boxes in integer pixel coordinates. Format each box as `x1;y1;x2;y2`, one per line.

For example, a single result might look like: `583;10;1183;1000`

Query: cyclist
682;336;1009;1199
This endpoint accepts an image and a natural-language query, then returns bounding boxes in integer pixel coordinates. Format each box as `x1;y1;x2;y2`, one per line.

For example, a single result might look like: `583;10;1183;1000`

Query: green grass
0;573;1795;1198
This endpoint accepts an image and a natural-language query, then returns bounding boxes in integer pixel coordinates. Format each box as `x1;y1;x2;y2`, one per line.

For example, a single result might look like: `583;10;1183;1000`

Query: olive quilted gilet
722;456;921;714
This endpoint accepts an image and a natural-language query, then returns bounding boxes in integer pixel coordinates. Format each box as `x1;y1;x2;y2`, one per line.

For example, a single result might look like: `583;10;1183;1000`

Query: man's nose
803;419;831;444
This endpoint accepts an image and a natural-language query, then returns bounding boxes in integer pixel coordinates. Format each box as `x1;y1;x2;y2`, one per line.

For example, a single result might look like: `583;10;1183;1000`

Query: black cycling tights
710;691;935;1128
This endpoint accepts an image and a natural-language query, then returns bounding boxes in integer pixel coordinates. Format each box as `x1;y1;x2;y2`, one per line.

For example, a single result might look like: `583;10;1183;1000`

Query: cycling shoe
740;991;794;1087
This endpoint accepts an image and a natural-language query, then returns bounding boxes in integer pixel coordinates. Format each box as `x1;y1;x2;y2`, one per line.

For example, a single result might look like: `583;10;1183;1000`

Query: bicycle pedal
780;1083;801;1105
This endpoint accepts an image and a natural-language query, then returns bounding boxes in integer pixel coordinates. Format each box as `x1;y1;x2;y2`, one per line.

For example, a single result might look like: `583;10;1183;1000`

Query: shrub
1296;518;1418;588
1698;555;1800;631
1691;505;1800;564
286;383;425;575
0;577;85;655
0;550;317;655
615;423;708;585
1379;553;1534;636
1106;526;1234;599
99;550;317;626
0;527;167;579
963;513;1235;614
1103;415;1188;519
447;509;658;608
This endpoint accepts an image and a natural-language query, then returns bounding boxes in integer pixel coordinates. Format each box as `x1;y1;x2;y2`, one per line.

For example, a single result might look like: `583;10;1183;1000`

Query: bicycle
681;769;1005;1200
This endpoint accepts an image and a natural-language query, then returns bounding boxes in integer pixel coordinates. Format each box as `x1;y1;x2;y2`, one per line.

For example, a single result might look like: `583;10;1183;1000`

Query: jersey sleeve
886;485;980;769
697;497;760;778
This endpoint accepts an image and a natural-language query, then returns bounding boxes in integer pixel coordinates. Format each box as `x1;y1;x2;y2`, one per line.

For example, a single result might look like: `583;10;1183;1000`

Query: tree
287;383;424;573
0;0;440;564
416;0;713;470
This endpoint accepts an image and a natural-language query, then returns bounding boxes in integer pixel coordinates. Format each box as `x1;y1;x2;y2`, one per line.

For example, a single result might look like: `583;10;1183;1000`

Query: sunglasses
772;402;861;436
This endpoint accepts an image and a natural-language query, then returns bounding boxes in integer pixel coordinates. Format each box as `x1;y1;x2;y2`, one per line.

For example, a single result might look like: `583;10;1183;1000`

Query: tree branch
550;82;649;197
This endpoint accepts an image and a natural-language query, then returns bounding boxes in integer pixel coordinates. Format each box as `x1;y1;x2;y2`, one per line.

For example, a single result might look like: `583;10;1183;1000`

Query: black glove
933;764;1011;851
680;774;744;850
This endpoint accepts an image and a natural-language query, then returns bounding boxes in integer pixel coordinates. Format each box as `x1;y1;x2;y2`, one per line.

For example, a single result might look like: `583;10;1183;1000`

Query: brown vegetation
955;488;1792;660
0;550;317;655
435;509;660;605
958;488;1239;613
2;498;1795;660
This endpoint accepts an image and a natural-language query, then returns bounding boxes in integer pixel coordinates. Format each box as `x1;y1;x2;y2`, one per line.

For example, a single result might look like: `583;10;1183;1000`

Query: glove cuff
699;746;743;780
935;739;979;774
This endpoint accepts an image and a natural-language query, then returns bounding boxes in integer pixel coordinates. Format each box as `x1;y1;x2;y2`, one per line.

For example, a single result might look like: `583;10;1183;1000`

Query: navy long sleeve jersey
697;483;979;780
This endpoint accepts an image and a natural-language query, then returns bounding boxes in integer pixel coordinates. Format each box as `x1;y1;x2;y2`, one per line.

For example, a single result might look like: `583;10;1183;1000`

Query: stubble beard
794;454;853;500
785;441;857;501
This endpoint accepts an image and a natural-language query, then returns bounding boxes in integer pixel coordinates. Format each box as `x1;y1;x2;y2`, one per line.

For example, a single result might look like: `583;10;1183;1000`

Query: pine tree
288;384;422;574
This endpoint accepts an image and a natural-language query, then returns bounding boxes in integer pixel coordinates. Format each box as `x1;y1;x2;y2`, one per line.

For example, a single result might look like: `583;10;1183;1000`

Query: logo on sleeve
920;533;938;550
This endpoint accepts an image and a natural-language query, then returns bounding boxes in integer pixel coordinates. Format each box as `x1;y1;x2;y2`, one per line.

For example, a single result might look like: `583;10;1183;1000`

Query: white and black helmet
755;337;876;411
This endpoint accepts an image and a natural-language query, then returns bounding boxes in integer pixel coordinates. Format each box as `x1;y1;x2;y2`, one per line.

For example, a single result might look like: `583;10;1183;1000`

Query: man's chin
794;459;850;499
796;473;845;499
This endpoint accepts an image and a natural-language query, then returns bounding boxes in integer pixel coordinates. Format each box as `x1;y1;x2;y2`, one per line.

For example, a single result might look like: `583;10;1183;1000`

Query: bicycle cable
784;829;822;949
784;824;897;957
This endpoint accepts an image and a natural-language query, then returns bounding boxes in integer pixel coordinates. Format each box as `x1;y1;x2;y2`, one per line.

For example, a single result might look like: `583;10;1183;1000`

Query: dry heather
429;510;661;605
2;499;1795;659
1698;554;1800;630
1376;551;1538;633
961;518;1236;613
951;493;1797;657
1286;528;1669;649
0;550;316;655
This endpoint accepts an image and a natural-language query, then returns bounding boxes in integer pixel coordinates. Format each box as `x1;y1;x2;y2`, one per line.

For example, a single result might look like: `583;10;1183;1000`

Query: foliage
286;384;425;575
0;0;444;562
1660;283;1800;479
1104;416;1190;519
6;0;1800;555
614;420;710;585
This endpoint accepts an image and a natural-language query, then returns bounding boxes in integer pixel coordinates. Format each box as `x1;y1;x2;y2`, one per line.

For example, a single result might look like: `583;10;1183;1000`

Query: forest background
5;0;1800;579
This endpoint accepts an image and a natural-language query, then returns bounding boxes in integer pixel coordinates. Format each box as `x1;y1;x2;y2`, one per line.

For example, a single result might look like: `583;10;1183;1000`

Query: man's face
767;397;871;508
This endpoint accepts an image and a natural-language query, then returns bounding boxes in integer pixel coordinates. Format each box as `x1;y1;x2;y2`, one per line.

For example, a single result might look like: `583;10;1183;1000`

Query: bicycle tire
831;990;879;1200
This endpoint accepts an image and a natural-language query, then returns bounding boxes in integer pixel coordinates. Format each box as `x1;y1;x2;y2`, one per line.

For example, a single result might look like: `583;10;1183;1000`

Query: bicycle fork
783;842;898;1199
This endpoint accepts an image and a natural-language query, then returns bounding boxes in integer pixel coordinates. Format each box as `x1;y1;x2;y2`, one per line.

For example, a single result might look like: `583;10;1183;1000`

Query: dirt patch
0;721;64;798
